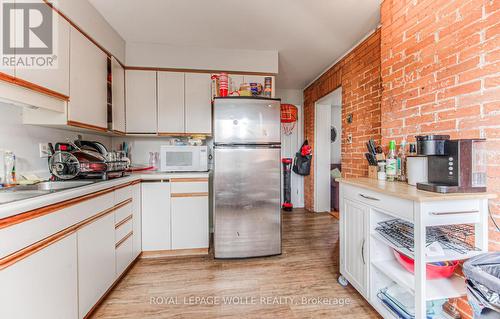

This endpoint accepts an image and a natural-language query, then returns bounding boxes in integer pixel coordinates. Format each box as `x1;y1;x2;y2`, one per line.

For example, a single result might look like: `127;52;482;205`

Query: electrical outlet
39;143;50;158
347;134;353;144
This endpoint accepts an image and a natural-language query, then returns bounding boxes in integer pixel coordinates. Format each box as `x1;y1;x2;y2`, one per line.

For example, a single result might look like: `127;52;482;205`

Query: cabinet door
111;57;125;133
171;196;209;249
68;28;108;129
185;73;212;134
132;183;142;258
141;182;171;251
125;70;157;133
15;10;70;96
341;199;368;296
0;234;78;319
77;213;116;319
158;71;185;134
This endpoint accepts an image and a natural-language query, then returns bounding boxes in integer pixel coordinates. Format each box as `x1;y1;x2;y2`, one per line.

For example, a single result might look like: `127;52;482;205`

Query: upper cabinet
185;73;212;134
68;29;108;129
157;71;185;134
15;12;70;97
125;70;157;134
111;57;126;133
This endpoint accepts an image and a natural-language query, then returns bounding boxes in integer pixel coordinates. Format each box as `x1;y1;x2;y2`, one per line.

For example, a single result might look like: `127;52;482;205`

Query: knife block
368;165;378;179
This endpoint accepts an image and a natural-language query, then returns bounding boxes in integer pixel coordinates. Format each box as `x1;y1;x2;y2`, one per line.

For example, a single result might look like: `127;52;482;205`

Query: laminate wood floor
91;210;380;319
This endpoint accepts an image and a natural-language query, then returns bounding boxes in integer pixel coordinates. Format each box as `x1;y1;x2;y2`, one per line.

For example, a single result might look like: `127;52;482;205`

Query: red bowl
393;250;459;279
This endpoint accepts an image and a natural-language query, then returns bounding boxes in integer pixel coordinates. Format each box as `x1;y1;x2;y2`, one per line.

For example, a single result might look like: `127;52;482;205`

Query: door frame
314;102;332;213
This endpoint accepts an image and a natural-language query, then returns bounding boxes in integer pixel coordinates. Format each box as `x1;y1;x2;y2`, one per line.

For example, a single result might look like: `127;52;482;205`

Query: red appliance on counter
48;140;130;180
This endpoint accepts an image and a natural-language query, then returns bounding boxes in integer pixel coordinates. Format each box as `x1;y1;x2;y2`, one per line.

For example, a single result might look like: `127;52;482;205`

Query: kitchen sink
0;190;50;205
0;180;98;205
35;180;96;191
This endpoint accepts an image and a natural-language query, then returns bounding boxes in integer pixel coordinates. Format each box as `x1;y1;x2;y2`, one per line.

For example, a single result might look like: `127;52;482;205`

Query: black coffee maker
415;135;487;193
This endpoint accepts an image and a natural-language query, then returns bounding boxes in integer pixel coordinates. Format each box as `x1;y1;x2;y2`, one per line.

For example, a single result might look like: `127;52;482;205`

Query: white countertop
0;171;210;220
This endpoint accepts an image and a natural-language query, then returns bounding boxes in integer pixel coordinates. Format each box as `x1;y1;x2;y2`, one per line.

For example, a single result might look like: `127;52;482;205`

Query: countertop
336;177;497;202
0;171;210;220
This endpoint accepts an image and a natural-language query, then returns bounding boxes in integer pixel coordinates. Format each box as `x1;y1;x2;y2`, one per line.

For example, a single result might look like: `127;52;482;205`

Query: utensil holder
368;165;378;179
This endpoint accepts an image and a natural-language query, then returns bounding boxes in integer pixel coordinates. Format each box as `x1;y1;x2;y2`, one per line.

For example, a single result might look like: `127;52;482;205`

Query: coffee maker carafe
416;138;487;193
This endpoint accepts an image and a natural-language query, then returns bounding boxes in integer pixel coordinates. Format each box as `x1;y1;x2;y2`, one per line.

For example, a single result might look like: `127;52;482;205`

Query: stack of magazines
377;284;447;319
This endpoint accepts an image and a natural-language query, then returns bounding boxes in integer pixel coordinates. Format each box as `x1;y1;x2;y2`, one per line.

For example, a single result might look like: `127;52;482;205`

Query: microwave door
162;150;196;171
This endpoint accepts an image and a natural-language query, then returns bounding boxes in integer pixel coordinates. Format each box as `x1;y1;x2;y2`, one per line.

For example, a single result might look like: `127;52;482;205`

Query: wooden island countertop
336;177;497;202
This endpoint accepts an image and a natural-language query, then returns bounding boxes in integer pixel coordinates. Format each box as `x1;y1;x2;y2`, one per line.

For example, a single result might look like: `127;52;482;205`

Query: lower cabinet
171;195;209;249
141;179;209;252
340;198;369;297
0;233;78;319
141;181;172;251
77;213;116;319
115;231;134;276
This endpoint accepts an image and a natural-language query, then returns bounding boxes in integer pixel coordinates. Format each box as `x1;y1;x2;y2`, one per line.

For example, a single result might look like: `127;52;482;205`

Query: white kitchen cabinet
141;181;171;251
68;28;108;129
132;183;142;258
171;196;209;249
0;234;78;319
340;198;368;297
115;224;134;277
77;213;116;319
185;72;212;134
15;11;70;96
126;70;157;133
111;57;126;133
158;71;185;134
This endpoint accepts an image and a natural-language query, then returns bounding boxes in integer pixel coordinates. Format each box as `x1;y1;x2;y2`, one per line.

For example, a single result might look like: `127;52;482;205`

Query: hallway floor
91;210;380;319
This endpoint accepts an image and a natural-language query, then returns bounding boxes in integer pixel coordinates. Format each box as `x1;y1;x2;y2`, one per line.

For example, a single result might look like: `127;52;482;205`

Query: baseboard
141;248;209;258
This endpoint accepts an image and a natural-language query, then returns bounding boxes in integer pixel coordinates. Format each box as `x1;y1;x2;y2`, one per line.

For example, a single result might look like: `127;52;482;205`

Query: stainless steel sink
35;180;96;191
0;180;98;205
0;190;50;205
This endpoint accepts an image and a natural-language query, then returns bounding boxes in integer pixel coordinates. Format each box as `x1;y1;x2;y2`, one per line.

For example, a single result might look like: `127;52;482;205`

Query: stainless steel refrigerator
213;97;282;258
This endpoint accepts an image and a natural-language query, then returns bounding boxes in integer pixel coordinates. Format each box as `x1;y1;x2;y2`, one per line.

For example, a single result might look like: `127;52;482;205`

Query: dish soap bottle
386;141;397;181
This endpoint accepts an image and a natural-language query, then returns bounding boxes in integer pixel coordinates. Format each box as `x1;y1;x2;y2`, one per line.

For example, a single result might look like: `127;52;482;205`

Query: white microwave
160;145;208;172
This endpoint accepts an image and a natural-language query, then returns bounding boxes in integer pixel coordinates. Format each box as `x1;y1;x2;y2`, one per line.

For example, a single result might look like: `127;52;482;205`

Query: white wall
276;89;304;208
56;0;126;61
126;42;278;74
0;103;111;178
330;105;342;164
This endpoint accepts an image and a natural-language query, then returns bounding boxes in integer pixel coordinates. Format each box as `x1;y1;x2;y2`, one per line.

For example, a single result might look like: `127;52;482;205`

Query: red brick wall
380;0;500;317
303;30;382;211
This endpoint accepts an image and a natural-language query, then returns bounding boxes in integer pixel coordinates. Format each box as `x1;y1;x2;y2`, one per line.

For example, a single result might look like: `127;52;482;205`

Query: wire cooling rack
375;219;479;254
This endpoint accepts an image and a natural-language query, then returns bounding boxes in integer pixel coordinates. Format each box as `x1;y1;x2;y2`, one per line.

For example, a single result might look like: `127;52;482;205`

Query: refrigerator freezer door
214;98;281;144
214;146;281;258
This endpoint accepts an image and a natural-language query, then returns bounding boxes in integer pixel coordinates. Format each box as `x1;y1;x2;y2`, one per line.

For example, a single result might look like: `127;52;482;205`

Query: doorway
314;87;342;213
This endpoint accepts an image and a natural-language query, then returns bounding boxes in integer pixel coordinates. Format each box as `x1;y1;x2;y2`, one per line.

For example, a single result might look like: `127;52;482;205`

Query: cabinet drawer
0;192;114;259
422;200;481;226
115;232;134;276
114;202;133;224
342;184;414;221
115;186;132;204
171;179;208;194
115;217;133;244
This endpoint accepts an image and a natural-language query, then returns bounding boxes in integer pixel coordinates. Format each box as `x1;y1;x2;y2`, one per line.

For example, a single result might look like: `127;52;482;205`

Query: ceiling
89;0;380;90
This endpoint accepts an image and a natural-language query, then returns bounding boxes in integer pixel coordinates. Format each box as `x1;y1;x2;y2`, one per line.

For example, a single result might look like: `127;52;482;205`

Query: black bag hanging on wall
293;140;312;176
